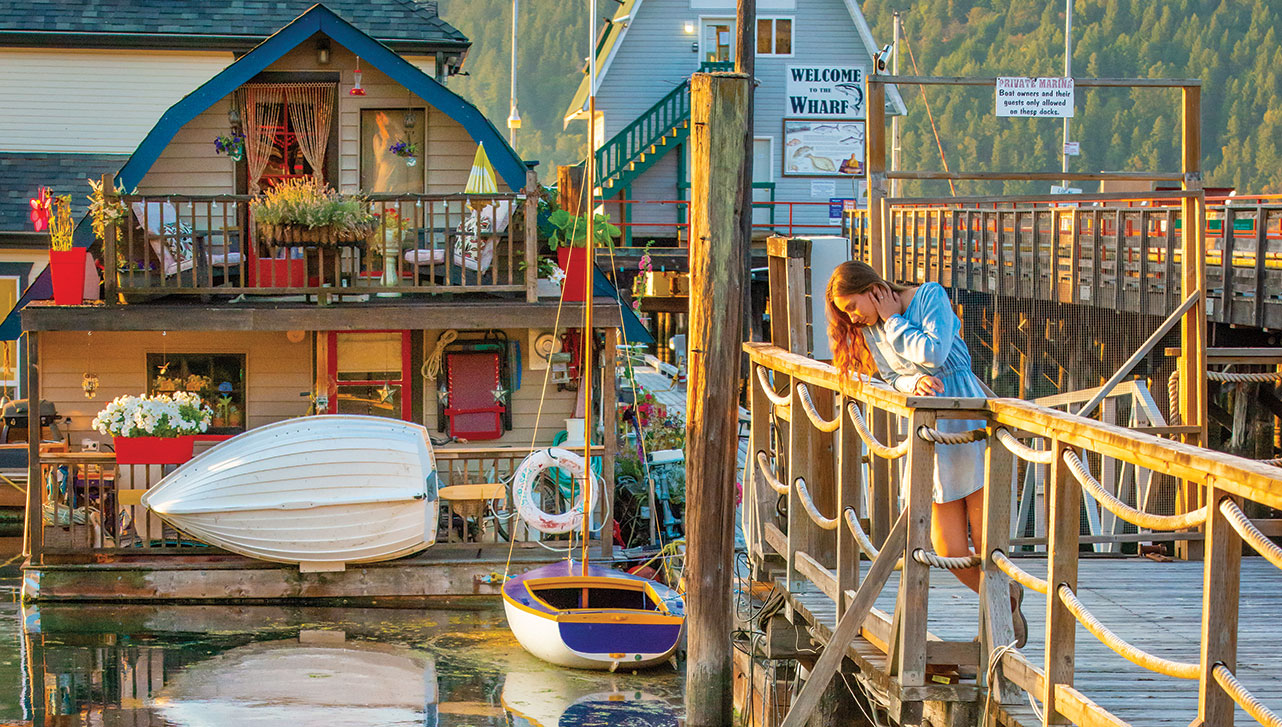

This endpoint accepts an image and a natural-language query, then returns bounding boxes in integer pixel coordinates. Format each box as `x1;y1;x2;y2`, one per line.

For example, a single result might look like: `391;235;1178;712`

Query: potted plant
250;178;376;248
213;131;245;161
40;191;86;305
91;391;213;465
546;209;620;302
388;140;420;167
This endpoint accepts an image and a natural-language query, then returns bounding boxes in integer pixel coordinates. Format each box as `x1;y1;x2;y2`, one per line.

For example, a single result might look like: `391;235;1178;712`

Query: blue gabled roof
2;3;529;339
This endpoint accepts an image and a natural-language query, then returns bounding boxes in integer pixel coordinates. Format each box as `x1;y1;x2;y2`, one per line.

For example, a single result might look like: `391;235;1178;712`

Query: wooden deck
785;557;1282;726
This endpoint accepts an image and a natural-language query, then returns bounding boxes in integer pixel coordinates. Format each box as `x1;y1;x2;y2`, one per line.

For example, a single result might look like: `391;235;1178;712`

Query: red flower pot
557;247;592;302
49;248;88;305
113;435;196;465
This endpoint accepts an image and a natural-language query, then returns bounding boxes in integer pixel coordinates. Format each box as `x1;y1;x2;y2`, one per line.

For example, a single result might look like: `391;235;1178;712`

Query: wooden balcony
103;192;538;303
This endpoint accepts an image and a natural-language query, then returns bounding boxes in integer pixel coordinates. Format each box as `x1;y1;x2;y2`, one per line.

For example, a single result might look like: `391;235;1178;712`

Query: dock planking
784;557;1282;726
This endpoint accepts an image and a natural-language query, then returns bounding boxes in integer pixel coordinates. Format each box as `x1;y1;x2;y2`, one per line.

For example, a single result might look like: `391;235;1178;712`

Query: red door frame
326;330;413;420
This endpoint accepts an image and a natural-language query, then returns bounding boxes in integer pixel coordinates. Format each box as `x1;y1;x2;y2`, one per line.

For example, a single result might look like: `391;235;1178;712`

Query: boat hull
502;561;684;670
141;415;438;568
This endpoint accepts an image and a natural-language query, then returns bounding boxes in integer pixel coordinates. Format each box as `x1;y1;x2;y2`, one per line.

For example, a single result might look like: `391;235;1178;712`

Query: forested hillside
441;0;1282;193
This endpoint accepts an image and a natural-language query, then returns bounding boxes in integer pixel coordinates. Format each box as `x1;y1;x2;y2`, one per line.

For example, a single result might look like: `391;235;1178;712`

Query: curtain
284;83;336;183
238;85;285;194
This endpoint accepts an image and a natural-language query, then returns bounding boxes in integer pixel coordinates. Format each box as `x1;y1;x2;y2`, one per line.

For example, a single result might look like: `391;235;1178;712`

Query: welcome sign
786;66;865;119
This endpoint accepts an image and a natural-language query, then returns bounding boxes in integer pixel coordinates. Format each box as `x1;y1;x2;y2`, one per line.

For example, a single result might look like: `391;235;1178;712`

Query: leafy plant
86;178;131;242
91;392;213;438
546;209;620;250
250;178;375;237
388;140;420;158
213;132;245;157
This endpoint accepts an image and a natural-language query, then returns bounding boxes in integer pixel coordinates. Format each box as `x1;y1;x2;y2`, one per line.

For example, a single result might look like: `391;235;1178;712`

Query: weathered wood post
865;75;888;278
1043;437;1080;724
524;168;539;303
1194;481;1240;727
101;173;118;303
684;71;749;727
1177;83;1207;560
557;164;587;218
22;330;39;565
734;0;756;343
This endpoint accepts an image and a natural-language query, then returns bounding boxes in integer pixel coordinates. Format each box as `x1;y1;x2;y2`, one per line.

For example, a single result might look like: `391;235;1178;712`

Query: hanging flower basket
112;435;196;465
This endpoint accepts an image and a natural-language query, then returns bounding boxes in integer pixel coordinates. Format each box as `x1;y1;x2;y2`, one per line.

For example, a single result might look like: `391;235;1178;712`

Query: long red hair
825;261;908;382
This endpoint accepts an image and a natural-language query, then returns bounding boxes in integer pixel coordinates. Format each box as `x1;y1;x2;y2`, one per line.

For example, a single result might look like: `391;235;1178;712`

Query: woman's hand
913;375;944;396
870;286;900;322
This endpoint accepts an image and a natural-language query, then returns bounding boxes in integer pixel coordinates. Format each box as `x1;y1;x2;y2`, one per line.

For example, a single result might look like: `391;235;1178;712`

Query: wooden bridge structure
734;76;1282;727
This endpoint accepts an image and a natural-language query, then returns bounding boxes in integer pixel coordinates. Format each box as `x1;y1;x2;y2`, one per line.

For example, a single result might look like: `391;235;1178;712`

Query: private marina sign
787;66;866;119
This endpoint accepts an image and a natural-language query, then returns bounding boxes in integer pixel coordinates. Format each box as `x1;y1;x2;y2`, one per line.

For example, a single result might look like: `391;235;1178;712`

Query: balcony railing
103;191;537;301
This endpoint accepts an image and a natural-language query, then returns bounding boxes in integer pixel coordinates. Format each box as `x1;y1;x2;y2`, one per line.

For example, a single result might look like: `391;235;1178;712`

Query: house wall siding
593;0;874;233
0;48;233;155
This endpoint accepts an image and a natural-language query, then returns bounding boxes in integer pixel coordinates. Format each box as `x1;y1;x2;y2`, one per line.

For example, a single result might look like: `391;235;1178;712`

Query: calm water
0;555;684;726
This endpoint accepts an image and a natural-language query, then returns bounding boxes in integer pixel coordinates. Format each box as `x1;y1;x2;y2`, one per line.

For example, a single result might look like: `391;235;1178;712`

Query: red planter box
557;247;592;302
113;435;196;465
49;248;88;305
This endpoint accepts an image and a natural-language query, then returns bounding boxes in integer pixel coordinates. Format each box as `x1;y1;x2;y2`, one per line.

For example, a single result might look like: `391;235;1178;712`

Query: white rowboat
141;415;438;571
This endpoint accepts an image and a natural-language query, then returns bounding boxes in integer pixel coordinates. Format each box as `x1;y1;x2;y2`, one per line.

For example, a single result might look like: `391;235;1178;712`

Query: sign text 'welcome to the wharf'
787;66;866;119
995;77;1075;118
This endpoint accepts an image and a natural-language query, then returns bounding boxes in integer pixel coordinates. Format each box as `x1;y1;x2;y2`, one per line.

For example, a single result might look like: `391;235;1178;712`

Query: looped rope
756;451;789;495
1206;370;1282;383
1213;663;1282;727
911;548;981;570
1256;457;1282;467
846;402;910;459
795;382;842;432
916;426;988;445
755;365;791;406
794;476;839;530
843;506;903;570
1167;370;1181;425
1220;498;1282;571
1063;449;1207;530
994;428;1054;464
1057;583;1200;680
422;329;458;380
991;550;1048;594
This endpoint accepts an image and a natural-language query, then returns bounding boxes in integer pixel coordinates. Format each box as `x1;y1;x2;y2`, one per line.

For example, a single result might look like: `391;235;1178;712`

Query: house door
326;331;412;420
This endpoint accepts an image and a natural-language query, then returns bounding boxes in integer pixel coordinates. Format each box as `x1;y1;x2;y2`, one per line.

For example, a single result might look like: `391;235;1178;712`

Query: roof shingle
0;153;129;234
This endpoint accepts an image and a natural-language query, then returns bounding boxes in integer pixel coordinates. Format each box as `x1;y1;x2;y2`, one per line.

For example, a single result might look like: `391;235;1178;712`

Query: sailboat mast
580;0;598;569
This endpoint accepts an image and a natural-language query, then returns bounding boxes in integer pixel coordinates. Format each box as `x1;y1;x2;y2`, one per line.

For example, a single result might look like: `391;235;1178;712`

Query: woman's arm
881;283;959;368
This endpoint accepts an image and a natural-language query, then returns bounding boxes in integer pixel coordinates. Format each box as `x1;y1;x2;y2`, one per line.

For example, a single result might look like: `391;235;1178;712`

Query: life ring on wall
513;447;600;534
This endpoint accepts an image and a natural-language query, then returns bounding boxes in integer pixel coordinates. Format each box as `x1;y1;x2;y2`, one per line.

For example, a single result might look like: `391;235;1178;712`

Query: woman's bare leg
931;497;981;592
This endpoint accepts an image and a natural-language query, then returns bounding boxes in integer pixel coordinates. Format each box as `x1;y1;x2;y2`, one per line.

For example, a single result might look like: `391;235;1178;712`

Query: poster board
782;119;864;177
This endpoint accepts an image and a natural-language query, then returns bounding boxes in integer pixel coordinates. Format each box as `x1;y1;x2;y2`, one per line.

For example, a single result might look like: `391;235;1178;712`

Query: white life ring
513;447;600;534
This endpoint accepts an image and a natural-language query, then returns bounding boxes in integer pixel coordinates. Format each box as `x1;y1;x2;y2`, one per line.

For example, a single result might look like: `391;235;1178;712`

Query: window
327;331;411;420
757;18;792;56
701;17;791;60
258;103;318;187
0;277;18;388
146;353;247;433
360;109;426;194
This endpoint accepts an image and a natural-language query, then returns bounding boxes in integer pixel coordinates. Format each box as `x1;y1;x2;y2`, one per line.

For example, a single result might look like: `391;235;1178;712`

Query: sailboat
502;1;685;670
141;415;439;572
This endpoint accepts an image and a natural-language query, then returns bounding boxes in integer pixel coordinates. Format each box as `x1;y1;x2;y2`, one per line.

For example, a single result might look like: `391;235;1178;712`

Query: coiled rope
1057;583;1200;680
1062;449;1207;530
994;428;1055;464
1213;663;1282;727
916;426;988;445
991;550;1048;595
846;402;909;459
755;365;791;406
795;382;842;432
1220;498;1282;570
422;329;458;381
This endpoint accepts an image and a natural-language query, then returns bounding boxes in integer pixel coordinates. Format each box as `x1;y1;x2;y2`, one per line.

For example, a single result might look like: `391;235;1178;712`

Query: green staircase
595;80;691;194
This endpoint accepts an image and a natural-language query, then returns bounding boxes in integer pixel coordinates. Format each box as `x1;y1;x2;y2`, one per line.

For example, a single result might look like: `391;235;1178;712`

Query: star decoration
377;382;395;404
437;388;449;406
492;385;508;404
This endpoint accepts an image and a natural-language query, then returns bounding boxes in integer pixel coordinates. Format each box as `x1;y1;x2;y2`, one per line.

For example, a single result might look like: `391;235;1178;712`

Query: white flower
92;392;215;438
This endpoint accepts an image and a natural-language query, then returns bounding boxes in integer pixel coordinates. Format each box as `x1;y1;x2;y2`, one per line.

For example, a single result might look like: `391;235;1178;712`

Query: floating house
3;3;642;601
563;0;905;242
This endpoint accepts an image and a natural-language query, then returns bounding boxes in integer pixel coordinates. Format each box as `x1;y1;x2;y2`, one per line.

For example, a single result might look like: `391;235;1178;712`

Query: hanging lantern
82;372;100;399
350;58;366;96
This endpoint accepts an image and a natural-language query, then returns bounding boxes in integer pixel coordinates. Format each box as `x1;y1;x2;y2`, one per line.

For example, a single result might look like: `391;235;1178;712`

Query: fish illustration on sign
835;83;865;107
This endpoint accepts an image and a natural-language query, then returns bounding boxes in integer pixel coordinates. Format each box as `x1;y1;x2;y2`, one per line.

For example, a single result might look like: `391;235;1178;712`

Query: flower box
113;435;196;465
255;222;372;249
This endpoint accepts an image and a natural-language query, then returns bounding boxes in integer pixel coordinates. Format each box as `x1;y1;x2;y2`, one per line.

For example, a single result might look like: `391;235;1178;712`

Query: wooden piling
557;164;587;218
684;71;750;727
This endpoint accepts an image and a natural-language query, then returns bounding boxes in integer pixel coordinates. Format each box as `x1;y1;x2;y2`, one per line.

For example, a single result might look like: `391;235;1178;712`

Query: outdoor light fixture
507;106;522;130
316;38;331;65
683;21;695;33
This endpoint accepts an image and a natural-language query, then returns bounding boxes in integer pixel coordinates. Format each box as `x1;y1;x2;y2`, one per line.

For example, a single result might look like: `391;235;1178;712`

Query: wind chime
81;331;99;398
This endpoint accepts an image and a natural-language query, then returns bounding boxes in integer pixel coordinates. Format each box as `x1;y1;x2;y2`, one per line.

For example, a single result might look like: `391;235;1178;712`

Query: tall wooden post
735;0;756;343
101;173;118;303
865;77;888;278
524;168;539;303
1178;84;1206;560
1194;481;1240;726
22;331;39;563
1043;438;1079;725
685;71;749;727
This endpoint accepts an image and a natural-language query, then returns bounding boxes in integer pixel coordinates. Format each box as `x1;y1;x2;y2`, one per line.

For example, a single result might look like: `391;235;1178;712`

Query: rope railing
756;451;790;495
1206;371;1282;383
755;365;792;406
1256;457;1282;467
1168;370;1182;426
1220;498;1282;570
794;476;839;531
994;427;1055;464
1063;449;1208;530
912;548;981;570
917;426;988;445
1057;584;1201;680
846;402;910;459
795;382;842;433
843;506;880;559
991;550;1048;594
1213;664;1282;727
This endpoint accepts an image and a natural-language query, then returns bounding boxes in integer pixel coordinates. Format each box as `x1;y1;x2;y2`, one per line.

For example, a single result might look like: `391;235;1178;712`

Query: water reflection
4;596;683;727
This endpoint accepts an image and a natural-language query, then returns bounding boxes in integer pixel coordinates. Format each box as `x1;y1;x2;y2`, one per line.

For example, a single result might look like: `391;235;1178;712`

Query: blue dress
860;282;987;503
